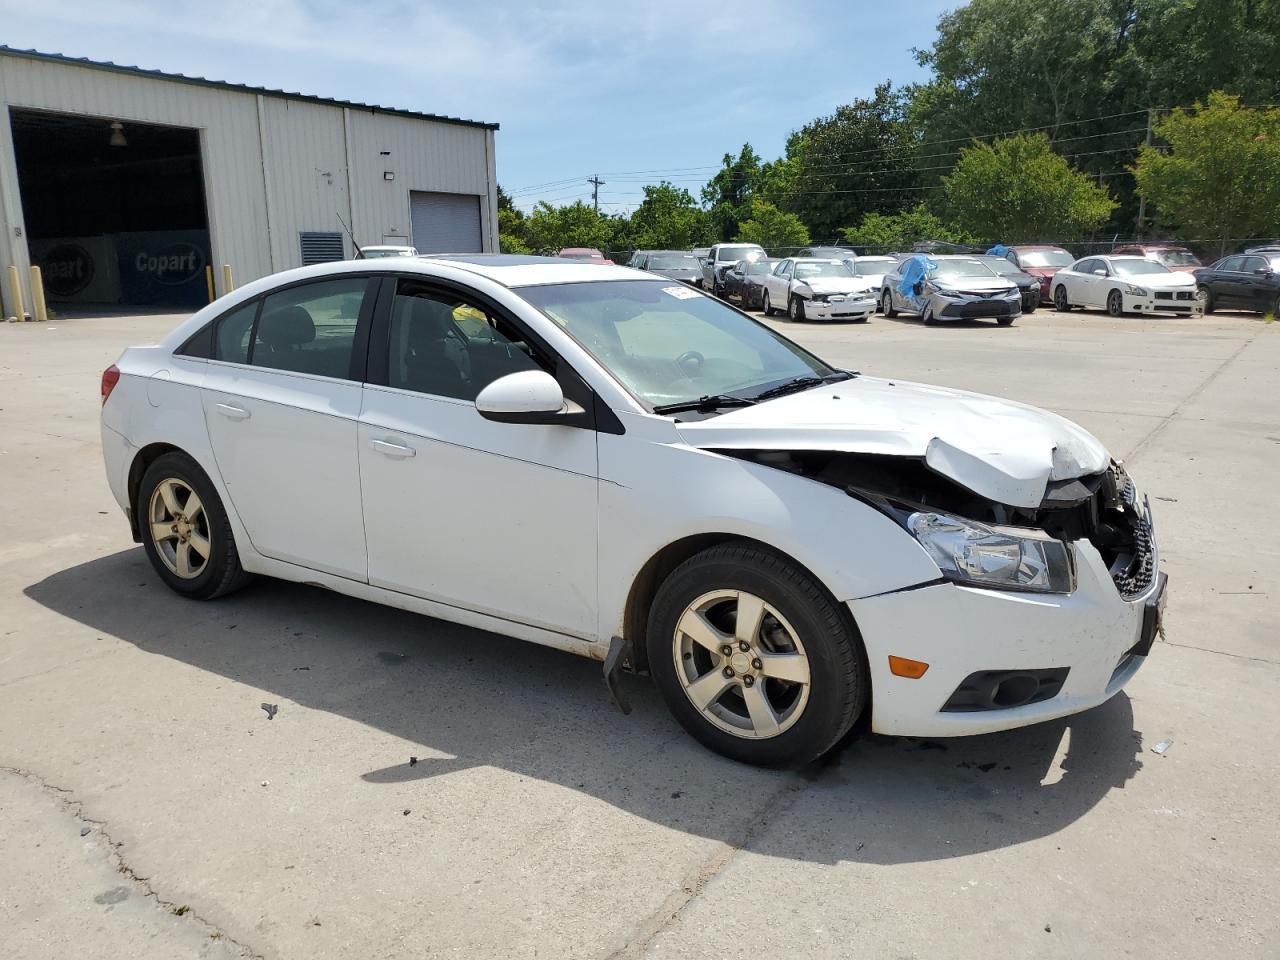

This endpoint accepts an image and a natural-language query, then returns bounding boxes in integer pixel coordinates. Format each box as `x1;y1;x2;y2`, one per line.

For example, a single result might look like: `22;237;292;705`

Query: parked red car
557;247;614;264
1110;243;1202;274
1004;245;1074;303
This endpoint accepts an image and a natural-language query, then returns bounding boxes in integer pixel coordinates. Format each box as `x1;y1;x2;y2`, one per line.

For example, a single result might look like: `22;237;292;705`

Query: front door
357;278;599;639
201;276;374;581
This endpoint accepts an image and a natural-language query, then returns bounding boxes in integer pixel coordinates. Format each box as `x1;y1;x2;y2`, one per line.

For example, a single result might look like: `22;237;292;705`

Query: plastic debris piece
409;756;418;766
1152;739;1173;755
261;780;269;787
80;826;91;836
261;702;278;720
402;809;410;816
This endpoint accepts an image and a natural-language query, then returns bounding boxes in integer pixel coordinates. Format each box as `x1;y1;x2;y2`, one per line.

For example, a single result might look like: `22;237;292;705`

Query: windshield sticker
662;285;702;300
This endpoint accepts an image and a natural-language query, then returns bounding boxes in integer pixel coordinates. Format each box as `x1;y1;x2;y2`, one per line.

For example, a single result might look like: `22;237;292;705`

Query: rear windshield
849;258;895;276
648;255;700;270
715;245;763;262
1113;260;1171;276
1017;250;1073;268
795;262;854;279
1155;250;1200;266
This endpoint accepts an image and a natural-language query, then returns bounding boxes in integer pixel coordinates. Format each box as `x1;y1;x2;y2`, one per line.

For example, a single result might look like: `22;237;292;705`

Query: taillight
101;365;120;405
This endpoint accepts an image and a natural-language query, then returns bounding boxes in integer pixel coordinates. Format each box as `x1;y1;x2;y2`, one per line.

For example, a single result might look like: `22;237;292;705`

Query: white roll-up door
409;192;483;254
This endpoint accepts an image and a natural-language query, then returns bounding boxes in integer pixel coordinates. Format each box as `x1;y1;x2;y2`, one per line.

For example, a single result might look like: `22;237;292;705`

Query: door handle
370;438;416;459
215;403;251;421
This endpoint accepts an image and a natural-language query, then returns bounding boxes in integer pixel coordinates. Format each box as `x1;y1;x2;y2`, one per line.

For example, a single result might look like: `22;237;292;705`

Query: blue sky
0;0;961;211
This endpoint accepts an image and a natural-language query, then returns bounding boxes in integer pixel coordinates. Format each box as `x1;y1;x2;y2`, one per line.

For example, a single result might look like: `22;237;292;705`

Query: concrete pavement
1;306;1276;958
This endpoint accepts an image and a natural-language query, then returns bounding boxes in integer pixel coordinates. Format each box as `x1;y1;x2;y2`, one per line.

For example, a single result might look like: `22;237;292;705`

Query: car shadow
24;549;1146;866
873;312;1021;330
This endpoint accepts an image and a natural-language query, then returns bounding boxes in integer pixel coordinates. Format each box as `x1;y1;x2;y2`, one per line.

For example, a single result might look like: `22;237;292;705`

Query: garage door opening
10;107;212;308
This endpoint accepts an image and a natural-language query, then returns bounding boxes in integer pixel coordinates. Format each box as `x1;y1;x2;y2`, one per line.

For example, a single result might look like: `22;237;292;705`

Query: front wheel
881;290;898;318
1107;289;1125;317
137;451;251;600
789;295;806;322
1198;287;1214;314
1053;285;1071;312
646;542;867;767
761;290;774;316
998;316;1015;326
921;303;937;326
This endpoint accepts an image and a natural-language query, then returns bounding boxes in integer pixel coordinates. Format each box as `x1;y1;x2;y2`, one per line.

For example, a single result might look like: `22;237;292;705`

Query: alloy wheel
148;477;211;579
1108;290;1124;316
672;589;812;739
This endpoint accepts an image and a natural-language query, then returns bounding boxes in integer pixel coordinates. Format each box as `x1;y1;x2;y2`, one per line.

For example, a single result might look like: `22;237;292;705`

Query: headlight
809;293;829;302
1124;284;1148;296
906;512;1076;594
929;285;962;299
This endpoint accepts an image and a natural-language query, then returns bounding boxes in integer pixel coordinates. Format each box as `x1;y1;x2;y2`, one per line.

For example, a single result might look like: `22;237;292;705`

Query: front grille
1106;465;1157;600
1155;292;1172;300
947;301;1015;318
1155;291;1194;302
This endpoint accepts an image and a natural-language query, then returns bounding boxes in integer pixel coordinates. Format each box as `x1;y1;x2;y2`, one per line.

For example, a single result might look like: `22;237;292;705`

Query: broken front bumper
806;296;877;320
848;541;1166;737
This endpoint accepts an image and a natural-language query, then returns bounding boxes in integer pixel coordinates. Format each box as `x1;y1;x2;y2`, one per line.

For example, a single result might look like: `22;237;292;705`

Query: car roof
1011;244;1070;251
641;249;699;256
788;257;845;264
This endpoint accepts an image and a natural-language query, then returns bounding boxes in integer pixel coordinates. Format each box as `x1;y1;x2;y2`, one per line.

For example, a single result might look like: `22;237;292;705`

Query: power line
588;175;606;212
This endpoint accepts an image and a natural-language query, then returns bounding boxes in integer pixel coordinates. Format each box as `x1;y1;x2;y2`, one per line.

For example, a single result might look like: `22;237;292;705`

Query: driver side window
387;281;549;402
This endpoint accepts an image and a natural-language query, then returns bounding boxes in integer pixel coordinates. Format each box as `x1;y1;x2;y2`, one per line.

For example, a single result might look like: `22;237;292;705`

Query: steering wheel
676;350;705;374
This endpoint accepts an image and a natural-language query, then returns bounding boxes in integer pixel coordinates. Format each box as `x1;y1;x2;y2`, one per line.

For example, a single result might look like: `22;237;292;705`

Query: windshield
648;255;700;270
795;262;854;279
1155;250;1200;266
930;259;997;280
517;280;835;408
1113;259;1171;276
1017;250;1073;268
850;258;894;276
716;245;762;262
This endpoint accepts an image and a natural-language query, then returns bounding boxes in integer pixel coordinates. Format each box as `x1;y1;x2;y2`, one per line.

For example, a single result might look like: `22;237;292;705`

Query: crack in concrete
0;764;264;959
1159;639;1279;665
601;769;814;960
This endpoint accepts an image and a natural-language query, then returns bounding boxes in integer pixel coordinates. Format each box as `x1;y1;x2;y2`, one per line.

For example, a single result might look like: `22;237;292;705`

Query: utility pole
1136;107;1154;235
588;175;605;213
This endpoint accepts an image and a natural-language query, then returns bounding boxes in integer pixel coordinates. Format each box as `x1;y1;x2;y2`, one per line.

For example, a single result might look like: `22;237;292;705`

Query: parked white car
761;258;877;322
101;255;1165;767
1052;255;1201;316
842;255;898;294
359;244;418;259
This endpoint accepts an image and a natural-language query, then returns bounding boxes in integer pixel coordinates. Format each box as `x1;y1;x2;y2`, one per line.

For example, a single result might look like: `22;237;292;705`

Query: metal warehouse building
0;46;499;314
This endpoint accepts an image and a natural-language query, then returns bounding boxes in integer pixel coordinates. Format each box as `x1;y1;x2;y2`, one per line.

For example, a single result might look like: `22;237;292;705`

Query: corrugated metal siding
0;53;495;309
346;111;496;253
259;98;352;269
0;55;273;283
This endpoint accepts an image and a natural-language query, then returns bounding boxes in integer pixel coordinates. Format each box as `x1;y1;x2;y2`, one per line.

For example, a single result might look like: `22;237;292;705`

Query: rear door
201;275;376;581
1238;256;1270;310
357;277;600;638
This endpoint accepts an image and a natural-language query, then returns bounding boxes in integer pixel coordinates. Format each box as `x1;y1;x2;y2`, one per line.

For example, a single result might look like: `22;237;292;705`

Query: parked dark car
1110;243;1202;273
1006;245;1075;303
630;250;703;285
978;255;1040;313
723;258;780;308
1194;252;1280;315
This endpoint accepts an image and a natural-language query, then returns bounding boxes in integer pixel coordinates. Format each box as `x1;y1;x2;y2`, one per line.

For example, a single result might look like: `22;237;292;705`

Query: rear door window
250;278;370;379
214;301;259;364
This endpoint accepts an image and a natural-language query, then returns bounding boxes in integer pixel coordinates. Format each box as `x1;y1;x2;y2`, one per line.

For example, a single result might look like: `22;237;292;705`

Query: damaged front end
718;449;1156;601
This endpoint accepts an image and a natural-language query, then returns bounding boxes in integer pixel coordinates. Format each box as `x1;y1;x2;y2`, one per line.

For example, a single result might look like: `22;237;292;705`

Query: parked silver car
880;255;1022;326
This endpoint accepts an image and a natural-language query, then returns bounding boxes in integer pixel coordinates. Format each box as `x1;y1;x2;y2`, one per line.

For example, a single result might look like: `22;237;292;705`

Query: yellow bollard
29;265;49;322
221;264;234;295
6;265;27;322
205;265;216;303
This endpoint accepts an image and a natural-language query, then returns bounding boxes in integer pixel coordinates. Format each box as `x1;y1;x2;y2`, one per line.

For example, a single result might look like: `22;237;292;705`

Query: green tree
734;199;810;253
942;134;1117;242
498;207;531;254
523;201;613;254
841;204;974;253
628;182;713;250
766;83;921;240
1133;93;1280;251
702;144;764;242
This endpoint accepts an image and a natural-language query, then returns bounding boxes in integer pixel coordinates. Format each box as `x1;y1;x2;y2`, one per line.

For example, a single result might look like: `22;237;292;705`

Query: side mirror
475;370;569;425
1092;268;1107;276
1255;267;1270;275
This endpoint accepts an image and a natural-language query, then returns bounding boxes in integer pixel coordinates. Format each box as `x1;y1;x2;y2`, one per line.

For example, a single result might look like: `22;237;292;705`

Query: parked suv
702;243;766;297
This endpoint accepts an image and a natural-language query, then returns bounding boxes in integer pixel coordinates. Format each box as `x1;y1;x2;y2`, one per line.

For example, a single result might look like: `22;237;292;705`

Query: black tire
1272;294;1279;317
921;303;937;326
646;542;867;767
137;451;251;600
881;290;898;317
1199;287;1214;314
789;295;806;322
997;316;1015;326
1107;289;1125;317
761;290;774;316
1023;294;1037;314
1053;285;1071;312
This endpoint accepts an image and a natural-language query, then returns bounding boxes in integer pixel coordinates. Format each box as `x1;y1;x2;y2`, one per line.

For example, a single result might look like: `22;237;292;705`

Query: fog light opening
991;673;1039;708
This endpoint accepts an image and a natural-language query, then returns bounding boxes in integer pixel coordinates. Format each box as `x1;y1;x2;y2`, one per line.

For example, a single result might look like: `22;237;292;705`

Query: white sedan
760;258;877;322
100;255;1166;767
1052;255;1202;316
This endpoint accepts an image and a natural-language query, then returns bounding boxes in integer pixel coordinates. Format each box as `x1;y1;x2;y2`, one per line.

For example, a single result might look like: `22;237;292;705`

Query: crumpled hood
800;277;878;297
677;377;1109;508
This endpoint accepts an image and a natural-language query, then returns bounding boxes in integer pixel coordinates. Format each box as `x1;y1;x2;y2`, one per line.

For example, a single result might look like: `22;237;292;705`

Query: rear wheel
1107;289;1125;317
646;542;867;767
1054;285;1071;312
881;290;897;317
137;452;251;600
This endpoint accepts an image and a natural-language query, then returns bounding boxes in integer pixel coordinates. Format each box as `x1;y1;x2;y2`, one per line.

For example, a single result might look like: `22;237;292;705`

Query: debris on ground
171;905;190;916
1044;924;1052;933
80;826;90;836
409;756;418;766
670;790;683;799
1152;739;1174;755
261;703;278;720
403;809;410;816
260;780;269;787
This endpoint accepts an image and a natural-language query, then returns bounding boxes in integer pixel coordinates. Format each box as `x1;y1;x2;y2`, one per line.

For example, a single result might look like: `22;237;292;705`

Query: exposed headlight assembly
907;512;1076;594
1124;284;1148;296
